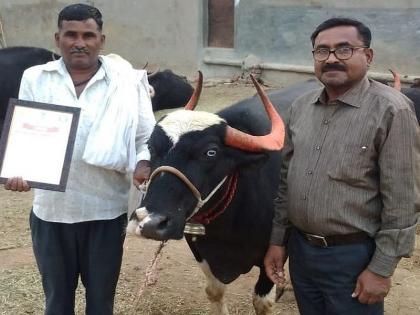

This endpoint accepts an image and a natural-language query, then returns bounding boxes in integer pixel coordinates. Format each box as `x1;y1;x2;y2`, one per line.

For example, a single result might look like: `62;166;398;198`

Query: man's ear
101;34;106;49
54;32;59;48
229;150;270;170
366;47;374;66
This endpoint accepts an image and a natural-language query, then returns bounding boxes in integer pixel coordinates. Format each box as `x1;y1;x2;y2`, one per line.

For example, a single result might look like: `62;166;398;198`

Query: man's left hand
352;269;391;304
133;160;151;188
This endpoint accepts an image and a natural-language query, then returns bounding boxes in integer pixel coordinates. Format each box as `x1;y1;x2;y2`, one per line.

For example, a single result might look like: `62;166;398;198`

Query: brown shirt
271;76;420;277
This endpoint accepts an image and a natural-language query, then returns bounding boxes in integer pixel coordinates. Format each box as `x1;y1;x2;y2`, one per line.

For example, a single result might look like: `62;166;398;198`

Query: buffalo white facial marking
126;207;150;236
159;110;225;146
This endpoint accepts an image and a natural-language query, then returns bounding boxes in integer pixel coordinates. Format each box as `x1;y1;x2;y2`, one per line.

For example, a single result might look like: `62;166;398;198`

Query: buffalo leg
199;260;229;315
252;267;275;315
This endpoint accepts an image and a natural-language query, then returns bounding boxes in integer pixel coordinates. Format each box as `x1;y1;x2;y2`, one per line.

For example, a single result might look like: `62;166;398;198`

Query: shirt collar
310;75;371;108
42;57;108;84
308;85;325;105
41;57;66;75
337;76;370;107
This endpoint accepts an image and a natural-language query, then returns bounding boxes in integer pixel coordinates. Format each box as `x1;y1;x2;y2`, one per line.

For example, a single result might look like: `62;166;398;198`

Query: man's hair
58;3;103;31
310;17;371;48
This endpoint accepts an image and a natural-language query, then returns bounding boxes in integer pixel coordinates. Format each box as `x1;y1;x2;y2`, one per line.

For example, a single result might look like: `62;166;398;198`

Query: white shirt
18;56;156;223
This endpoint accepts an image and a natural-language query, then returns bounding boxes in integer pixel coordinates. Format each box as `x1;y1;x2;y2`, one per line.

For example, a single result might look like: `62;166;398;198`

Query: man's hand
352;269;391;304
133;160;151;188
4;177;31;192
264;244;288;286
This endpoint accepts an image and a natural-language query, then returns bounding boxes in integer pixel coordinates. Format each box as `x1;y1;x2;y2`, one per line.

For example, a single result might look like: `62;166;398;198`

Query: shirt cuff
367;249;401;277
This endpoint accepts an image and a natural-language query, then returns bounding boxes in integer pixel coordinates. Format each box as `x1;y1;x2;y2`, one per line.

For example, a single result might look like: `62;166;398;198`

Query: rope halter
145;165;228;235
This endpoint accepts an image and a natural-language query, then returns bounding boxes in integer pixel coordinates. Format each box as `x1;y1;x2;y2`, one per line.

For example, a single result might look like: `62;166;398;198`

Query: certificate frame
0;98;80;191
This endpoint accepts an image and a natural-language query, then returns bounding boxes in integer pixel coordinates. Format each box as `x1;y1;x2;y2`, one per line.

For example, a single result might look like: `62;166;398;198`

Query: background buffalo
0;47;59;134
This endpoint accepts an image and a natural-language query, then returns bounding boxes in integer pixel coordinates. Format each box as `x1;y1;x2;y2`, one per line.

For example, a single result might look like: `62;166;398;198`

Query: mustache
322;64;346;72
70;47;89;54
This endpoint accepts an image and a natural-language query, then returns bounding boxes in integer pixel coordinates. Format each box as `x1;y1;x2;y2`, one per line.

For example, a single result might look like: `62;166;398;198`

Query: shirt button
323;119;329;125
302;195;307;200
316;145;321;150
307;170;313;175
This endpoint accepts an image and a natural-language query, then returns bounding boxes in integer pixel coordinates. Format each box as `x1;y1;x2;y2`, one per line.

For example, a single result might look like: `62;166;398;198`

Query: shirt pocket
327;143;375;187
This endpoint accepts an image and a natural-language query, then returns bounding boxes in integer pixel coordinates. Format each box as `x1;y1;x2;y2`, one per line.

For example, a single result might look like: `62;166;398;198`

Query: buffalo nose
140;214;170;240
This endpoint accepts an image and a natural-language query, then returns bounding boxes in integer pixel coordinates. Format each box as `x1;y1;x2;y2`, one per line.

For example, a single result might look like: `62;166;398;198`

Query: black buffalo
148;69;194;111
127;73;288;314
0;46;193;134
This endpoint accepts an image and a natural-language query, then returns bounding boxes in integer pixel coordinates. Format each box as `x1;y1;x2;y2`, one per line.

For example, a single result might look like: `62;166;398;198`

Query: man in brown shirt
264;17;420;315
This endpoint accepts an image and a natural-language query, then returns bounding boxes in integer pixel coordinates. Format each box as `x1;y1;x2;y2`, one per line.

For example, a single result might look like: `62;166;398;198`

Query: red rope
191;174;238;225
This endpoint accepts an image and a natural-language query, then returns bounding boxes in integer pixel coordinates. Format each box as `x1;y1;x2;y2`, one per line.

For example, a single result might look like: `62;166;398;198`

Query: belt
297;229;369;247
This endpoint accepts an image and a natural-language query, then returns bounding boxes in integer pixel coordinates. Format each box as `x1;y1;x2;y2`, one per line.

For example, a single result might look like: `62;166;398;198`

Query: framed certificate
0;98;80;191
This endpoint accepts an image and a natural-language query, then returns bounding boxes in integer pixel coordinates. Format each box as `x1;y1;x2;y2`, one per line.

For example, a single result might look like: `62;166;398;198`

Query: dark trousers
30;210;127;315
288;228;384;315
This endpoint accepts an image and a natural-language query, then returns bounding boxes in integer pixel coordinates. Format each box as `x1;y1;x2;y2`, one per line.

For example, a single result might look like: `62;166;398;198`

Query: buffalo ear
230;150;269;170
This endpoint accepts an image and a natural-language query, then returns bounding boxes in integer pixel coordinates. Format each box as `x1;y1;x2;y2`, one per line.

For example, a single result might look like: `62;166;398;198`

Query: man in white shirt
4;3;155;314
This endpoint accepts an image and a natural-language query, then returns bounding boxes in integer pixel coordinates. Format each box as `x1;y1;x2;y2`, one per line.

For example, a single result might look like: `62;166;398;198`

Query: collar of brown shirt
308;76;370;108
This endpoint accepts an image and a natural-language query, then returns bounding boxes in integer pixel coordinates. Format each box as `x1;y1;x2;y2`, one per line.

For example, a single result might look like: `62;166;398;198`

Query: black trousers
288;228;384;315
30;210;127;315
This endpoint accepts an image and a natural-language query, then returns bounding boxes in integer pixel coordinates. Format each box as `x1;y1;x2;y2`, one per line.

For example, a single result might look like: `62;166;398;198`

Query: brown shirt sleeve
368;105;420;277
270;107;293;246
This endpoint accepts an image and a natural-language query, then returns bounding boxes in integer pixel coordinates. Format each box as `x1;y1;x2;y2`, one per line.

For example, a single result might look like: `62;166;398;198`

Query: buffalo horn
147;67;160;79
389;69;401;91
224;75;285;152
184;71;203;110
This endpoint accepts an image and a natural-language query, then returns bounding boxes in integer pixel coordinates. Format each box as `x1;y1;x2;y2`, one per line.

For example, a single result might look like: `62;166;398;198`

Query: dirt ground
1;82;420;315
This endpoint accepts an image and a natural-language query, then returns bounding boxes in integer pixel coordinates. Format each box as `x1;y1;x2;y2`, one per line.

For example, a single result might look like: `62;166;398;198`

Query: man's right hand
264;244;288;285
4;177;30;192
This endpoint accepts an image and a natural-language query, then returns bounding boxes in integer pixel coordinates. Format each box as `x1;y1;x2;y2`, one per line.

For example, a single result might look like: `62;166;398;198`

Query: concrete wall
202;0;420;85
0;0;419;84
0;0;200;75
237;0;420;72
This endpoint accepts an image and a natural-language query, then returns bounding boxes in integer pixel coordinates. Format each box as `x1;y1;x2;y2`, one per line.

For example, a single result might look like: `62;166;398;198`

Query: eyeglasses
312;46;368;62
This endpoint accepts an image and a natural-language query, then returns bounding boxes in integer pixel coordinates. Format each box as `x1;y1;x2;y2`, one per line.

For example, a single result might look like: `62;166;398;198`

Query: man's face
313;26;373;91
55;18;105;70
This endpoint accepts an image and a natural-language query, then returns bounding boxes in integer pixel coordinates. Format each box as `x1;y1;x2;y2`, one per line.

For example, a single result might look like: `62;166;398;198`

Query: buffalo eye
199;143;220;161
205;149;217;158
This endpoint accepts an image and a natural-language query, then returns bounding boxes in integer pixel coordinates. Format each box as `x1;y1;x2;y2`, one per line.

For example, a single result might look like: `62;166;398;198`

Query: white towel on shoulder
82;56;148;173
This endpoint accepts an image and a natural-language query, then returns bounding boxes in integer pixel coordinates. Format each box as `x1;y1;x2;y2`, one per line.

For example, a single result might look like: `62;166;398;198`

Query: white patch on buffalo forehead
159;110;225;145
